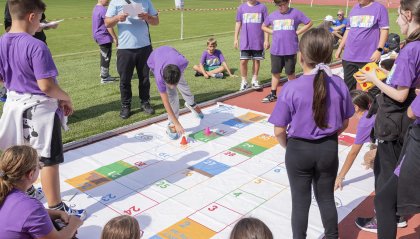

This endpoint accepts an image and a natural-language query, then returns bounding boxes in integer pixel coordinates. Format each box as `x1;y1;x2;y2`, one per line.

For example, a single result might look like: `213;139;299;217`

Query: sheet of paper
40;19;64;28
123;3;144;17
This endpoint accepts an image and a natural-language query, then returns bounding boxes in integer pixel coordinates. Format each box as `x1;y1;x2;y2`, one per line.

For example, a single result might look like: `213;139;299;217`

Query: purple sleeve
23;202;54;238
32;44;58;80
178;54;189;73
341;80;355;119
200;51;207;65
377;4;389;28
236;6;242;22
389;50;415;88
298;10;311;25
268;84;292;127
262;5;268;22
412;95;420;118
218;50;225;63
147;54;167;93
263;14;270;26
354;116;374;144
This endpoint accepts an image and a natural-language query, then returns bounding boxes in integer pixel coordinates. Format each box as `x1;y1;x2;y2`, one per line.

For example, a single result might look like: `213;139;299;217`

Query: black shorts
40;113;64;166
271;54;296;75
240;50;265;60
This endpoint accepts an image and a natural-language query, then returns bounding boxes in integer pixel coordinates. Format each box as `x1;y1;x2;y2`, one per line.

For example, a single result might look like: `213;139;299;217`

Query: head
358;0;373;6
350;90;372;115
8;0;46;35
230;217;273;239
337;9;345;20
398;0;420;43
274;0;290;14
247;0;257;5
207;37;217;54
299;28;334;129
0;145;40;205
162;64;181;89
101;215;143;239
98;0;110;6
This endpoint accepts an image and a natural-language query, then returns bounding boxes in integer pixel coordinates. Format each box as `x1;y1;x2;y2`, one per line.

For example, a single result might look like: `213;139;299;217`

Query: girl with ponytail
0;145;82;239
268;28;355;239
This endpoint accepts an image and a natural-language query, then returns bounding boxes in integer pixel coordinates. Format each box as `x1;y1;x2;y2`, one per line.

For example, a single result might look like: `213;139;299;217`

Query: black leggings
286;135;339;239
375;175;398;239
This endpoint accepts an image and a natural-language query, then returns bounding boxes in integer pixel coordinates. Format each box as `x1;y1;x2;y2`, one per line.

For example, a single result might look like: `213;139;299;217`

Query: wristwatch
376;47;383;52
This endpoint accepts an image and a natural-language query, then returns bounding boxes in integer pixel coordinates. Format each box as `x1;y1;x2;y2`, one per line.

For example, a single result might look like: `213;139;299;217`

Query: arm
222;62;234;76
261;23;273;34
160;92;185;134
335;29;349;59
107;27;118;46
407;106;415;119
200;64;209;79
296;21;313;35
37;78;74;116
139;13;159;25
105;13;128;28
39;214;82;239
274;126;287;148
370;28;389;62
264;31;270;50
332;24;346;31
334;143;363;190
337;119;349;136
234;22;241;49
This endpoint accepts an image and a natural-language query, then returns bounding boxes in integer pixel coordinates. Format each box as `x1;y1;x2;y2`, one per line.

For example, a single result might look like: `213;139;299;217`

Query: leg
271;73;281;91
240;59;248;79
177;74;195;107
192;64;203;74
285;54;297;81
136;45;153;104
374;140;402;191
342;60;364;91
206;66;226;75
167;82;180;120
117;49;136;107
252;59;260;78
99;43;112;79
375;175;398;239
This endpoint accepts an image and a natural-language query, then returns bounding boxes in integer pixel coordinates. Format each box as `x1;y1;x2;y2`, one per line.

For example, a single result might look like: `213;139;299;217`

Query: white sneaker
251;80;262;90
240;81;249;91
27;186;44;201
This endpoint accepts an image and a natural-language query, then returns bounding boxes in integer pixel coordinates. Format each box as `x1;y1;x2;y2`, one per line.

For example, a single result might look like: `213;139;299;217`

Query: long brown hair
0;145;38;205
230;217;273;239
299;28;334;129
400;0;420;46
101;215;141;239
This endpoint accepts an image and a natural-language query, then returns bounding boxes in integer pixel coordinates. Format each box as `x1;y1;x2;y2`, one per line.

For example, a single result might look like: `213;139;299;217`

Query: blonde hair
230;217;273;239
101;215;141;239
0;145;38;205
207;37;217;46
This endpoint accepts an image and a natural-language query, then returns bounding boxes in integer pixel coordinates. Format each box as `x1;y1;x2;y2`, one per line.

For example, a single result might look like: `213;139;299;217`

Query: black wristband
376;47;383;52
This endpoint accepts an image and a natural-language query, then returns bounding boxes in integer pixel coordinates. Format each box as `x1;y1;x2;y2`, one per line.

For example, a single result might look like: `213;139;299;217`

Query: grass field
0;0;400;143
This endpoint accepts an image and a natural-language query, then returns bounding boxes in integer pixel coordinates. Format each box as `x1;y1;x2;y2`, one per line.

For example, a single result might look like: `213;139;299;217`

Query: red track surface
259;0;399;8
223;86;420;238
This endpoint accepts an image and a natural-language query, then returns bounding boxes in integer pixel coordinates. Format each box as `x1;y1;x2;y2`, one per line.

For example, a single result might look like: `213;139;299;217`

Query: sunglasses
337;14;343;16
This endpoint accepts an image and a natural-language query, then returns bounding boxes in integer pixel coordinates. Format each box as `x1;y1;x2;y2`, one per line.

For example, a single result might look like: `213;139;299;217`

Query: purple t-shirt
264;8;311;56
343;2;389;62
200;49;225;67
0;33;58;95
92;5;113;45
147;46;188;93
269;74;355;140
236;2;268;51
0;189;53;239
411;95;420;125
385;41;420;88
354;111;375;144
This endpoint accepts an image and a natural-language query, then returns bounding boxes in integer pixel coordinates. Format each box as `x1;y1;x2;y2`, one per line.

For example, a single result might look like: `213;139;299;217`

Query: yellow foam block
157;218;216;239
353;62;387;91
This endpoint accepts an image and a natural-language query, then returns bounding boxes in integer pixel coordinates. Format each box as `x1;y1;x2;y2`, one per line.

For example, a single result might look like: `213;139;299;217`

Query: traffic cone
204;127;211;136
180;136;188;145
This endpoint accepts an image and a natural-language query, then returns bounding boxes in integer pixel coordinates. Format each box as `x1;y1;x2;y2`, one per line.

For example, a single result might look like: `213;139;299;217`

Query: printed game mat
38;103;374;239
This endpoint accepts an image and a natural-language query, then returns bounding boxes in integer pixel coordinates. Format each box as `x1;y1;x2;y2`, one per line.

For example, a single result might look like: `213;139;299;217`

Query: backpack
386;33;401;53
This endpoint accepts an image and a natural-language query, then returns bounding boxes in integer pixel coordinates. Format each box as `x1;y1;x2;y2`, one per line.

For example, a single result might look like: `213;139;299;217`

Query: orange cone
180;136;188;145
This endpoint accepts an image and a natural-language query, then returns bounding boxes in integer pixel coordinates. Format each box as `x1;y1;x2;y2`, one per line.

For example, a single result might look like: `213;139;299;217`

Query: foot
240;81;249;91
397;216;408;228
120;105;131;119
355;216;377;233
185;102;204;119
52;202;87;221
141;101;155;115
213;73;224;79
251;80;262;90
166;123;179;140
100;76;117;84
261;93;277;103
26;186;44;201
194;71;204;77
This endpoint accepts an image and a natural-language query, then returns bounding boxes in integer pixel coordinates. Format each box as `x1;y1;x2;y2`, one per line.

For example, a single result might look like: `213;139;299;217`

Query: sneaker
251;80;262;90
54;202;87;221
240;81;249;91
261;93;277;103
141;101;155;115
27;186;44;201
119;105;131;119
397;216;408;228
213;73;224;79
194;71;204;77
355;216;377;233
184;102;204;119
166;123;179;140
100;76;117;84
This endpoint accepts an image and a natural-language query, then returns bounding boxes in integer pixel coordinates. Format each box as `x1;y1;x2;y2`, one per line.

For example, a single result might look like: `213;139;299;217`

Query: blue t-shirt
106;0;157;49
333;18;348;34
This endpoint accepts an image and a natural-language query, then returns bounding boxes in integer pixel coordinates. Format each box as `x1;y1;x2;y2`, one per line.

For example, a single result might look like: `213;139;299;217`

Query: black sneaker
261;93;277;103
195;71;204;77
397;216;408;228
355;216;377;233
120;105;131;119
141;101;155;115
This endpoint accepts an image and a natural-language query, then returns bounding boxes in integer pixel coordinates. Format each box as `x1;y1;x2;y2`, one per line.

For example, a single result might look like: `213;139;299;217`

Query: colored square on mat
222;118;250;128
237;112;267;122
108;192;158;216
189;130;220;143
95;160;138;180
217;189;266;215
189;159;230;177
230;142;268;157
190;203;243;232
65;171;111;192
247;134;278;149
156;218;216;239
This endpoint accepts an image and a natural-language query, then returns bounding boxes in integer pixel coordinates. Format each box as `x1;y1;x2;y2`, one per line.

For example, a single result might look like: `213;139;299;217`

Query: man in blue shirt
331;9;347;44
105;0;159;119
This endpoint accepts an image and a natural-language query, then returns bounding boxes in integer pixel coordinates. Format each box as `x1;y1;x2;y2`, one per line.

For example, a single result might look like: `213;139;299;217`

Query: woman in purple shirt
269;28;354;239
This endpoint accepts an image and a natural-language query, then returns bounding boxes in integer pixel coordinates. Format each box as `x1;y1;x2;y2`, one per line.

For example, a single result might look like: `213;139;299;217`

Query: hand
58;210;70;224
370;50;381;63
174;122;185;135
264;41;270;50
59;100;74;116
113;38;118;47
377;67;389;76
49;22;59;29
138;12;150;21
68;215;83;228
354;68;378;84
335;47;342;59
117;13;129;22
334;177;344;191
234;40;239;49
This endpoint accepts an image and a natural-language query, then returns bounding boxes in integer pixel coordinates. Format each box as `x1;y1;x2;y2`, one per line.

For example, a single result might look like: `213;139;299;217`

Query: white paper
123;3;144;17
40;19;63;28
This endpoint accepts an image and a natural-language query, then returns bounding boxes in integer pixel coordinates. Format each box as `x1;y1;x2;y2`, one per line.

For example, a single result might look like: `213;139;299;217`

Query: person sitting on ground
101;215;143;239
193;37;237;79
0;145;83;239
331;9;348;42
230;217;273;239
